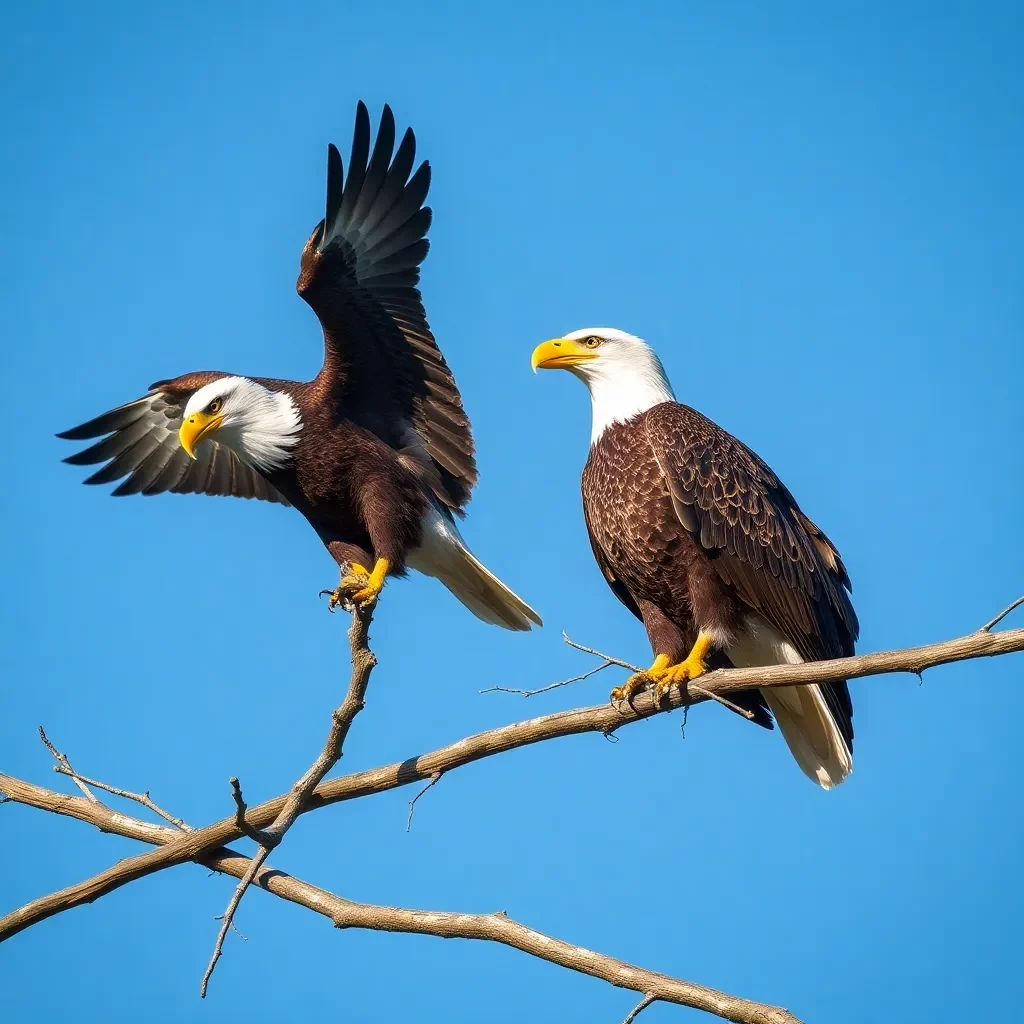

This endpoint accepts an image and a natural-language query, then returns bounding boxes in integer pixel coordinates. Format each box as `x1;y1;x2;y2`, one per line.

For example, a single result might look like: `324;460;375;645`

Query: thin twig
38;728;97;803
229;778;271;845
688;686;755;720
39;728;188;829
406;772;443;832
3;617;1024;949
214;913;248;941
0;776;802;1024
562;632;644;672
980;595;1024;632
200;847;271;995
480;660;617;697
623;993;659;1024
200;604;377;997
49;766;190;831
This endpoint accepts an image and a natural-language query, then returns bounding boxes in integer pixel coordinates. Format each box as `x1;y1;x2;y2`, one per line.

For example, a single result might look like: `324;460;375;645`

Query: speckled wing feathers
583;498;643;620
642;402;856;743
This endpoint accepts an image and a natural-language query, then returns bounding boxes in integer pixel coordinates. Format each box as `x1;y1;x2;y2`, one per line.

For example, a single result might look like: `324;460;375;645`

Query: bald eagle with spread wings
59;103;540;631
533;328;857;786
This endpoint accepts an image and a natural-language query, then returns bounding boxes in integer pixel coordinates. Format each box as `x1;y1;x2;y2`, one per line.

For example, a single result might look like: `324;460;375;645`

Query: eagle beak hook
531;339;565;372
179;412;223;459
531;338;597;372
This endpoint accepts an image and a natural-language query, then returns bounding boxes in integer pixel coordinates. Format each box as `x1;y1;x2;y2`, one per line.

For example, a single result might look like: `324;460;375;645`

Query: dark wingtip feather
418;160;431;194
56;421;108;441
55;398;151;441
379;103;395;140
322;143;344;250
63;451;102;467
83;467;125;486
337;102;372;223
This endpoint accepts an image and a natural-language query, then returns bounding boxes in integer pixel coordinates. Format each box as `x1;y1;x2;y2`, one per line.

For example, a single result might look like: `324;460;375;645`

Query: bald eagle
532;328;857;787
58;103;540;632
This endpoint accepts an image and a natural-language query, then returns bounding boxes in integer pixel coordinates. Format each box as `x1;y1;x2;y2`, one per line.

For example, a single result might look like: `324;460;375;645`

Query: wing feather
583;499;643;621
59;384;290;506
296;103;476;512
644;403;857;747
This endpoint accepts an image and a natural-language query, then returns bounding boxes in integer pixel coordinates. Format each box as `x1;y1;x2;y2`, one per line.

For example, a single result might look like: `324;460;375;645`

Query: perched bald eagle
532;328;857;787
58;103;540;631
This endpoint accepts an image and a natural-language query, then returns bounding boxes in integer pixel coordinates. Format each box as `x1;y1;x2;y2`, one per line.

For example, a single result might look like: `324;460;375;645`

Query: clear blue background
2;3;1021;1021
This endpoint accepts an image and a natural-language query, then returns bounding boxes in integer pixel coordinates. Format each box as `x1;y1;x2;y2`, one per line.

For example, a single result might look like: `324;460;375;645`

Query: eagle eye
206;398;222;415
583;336;602;349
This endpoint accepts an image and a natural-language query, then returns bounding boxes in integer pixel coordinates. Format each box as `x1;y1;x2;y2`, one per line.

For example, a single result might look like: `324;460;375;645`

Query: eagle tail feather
729;617;852;788
762;684;852;790
407;505;542;631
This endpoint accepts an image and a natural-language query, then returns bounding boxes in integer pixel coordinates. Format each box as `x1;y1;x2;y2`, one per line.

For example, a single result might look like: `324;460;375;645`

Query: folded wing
643;402;858;751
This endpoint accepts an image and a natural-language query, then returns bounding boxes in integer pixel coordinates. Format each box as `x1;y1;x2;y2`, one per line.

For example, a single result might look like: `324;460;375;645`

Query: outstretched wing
643;402;857;740
297;102;476;512
58;377;289;504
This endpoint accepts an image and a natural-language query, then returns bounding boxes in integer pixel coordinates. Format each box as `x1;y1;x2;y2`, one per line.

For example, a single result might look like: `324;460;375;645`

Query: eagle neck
585;370;676;445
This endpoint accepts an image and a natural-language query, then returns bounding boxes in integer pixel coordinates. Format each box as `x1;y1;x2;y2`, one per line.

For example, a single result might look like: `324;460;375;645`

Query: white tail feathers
728;615;852;789
762;685;852;790
407;506;542;632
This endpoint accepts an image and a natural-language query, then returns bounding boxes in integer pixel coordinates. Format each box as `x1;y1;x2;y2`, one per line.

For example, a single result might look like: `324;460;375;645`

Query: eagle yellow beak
531;338;599;372
179;411;224;459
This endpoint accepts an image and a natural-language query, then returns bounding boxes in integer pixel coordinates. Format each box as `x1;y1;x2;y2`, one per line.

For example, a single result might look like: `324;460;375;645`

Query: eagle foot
650;651;709;700
320;559;390;613
610;639;712;704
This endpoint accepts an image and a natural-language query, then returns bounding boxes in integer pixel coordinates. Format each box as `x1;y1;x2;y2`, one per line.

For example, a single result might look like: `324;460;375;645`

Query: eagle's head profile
531;328;676;442
180;376;302;472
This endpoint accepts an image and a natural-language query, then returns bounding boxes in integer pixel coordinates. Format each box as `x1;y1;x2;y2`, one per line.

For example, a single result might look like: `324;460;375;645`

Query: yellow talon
611;654;671;702
321;558;391;611
610;636;714;703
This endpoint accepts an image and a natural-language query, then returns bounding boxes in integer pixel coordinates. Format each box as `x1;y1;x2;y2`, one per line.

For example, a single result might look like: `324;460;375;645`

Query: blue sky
2;2;1022;1020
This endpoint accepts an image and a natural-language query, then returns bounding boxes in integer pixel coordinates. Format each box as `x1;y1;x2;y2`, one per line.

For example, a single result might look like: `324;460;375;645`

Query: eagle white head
179;376;302;472
531;328;676;443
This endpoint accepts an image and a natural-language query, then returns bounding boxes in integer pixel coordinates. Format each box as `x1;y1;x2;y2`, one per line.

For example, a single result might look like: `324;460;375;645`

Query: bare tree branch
214;913;248;941
38;727;98;803
2;612;1022;950
406;772;443;832
200;604;376;996
229;777;271;845
980;596;1024;632
49;768;192;832
623;993;659;1024
38;728;192;832
689;686;757;720
561;632;644;672
479;660;617;697
0;774;799;1024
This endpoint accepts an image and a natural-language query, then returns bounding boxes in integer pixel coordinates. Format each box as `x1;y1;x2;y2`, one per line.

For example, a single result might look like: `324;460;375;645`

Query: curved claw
319;585;355;613
321;559;389;614
610;672;651;704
